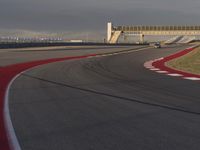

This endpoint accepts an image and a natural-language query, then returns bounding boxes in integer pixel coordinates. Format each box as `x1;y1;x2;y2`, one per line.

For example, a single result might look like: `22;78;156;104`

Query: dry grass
167;47;200;75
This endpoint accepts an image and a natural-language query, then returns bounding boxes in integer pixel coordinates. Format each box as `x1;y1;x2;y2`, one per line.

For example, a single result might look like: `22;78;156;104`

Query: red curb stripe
152;46;200;78
0;54;97;150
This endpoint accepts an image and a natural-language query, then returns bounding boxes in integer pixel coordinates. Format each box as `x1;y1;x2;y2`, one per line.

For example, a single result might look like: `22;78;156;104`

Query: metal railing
115;26;200;31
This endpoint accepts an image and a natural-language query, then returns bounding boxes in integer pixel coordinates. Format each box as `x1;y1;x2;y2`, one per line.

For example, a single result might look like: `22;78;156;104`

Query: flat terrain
167;47;200;74
0;45;144;66
1;45;200;150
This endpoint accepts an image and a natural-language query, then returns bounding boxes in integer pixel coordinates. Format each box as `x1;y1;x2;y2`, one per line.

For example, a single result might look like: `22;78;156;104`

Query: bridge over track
107;22;200;43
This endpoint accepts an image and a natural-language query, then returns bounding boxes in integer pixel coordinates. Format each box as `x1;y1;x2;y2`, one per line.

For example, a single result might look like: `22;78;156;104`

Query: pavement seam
20;73;200;116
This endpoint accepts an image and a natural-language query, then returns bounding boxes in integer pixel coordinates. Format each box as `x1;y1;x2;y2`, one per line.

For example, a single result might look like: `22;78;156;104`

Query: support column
107;22;112;43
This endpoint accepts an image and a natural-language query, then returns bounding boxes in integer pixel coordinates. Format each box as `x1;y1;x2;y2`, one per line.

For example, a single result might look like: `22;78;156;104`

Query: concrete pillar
107;22;112;43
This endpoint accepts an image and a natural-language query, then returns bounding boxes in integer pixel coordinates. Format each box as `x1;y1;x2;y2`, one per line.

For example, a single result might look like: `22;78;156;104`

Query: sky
1;0;200;38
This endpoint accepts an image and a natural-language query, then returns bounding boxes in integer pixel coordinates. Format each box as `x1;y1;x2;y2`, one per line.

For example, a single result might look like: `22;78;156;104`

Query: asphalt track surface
3;45;200;150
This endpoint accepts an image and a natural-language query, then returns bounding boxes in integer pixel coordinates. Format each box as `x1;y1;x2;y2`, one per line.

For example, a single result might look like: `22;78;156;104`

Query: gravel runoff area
167;46;200;75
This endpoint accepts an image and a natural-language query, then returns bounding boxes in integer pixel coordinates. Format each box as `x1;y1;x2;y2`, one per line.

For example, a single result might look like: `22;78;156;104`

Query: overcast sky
1;0;200;32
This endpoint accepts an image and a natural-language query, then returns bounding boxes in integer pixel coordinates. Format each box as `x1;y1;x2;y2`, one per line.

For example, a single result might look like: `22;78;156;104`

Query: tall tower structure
107;22;112;43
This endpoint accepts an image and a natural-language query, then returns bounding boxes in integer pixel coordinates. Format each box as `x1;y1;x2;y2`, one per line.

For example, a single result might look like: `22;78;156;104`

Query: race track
3;45;200;150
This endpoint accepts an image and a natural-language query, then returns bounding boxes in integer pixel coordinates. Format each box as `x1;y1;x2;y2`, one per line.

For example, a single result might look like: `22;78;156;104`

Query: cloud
0;0;200;32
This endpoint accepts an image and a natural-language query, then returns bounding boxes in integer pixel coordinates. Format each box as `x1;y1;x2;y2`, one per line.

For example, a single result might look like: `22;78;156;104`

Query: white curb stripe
145;66;155;69
150;68;160;71
167;74;183;77
183;77;200;81
156;71;168;73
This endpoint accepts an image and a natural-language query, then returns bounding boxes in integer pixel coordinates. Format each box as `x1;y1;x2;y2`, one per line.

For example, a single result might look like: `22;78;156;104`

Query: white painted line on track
92;55;102;58
150;68;160;71
112;53;120;55
183;77;200;81
101;55;108;57
4;74;22;150
156;71;168;73
167;74;183;77
95;47;151;58
119;47;150;54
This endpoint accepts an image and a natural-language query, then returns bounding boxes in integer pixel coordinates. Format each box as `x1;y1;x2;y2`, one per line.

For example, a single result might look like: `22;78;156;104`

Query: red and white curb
144;45;200;81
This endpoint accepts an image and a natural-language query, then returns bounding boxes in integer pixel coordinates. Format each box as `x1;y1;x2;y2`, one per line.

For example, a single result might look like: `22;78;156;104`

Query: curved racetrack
5;45;200;150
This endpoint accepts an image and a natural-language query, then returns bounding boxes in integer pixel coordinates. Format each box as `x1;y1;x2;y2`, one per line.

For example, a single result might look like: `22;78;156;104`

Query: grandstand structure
107;22;200;44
